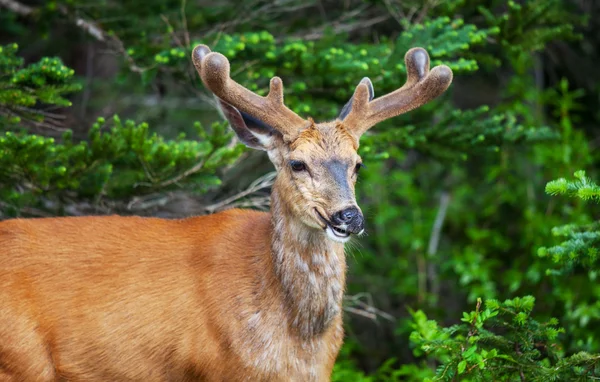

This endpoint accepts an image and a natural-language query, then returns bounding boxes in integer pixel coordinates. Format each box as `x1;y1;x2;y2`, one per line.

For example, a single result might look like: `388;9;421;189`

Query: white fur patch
312;253;326;265
253;131;273;147
295;256;310;273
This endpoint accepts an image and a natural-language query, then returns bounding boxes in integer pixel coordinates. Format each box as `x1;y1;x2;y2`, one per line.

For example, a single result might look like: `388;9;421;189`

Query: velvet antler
342;48;453;137
192;45;307;142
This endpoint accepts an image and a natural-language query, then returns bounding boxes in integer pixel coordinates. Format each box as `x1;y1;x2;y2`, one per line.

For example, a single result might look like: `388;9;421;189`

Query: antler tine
192;45;306;142
343;47;453;137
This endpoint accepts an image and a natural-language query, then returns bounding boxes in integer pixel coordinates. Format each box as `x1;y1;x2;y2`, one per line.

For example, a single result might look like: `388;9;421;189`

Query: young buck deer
0;45;452;381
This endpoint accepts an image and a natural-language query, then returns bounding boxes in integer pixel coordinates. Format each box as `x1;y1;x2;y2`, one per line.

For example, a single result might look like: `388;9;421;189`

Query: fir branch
546;170;600;202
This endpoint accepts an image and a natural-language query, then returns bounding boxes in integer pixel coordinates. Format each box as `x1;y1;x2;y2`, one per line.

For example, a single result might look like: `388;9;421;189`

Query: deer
0;44;452;381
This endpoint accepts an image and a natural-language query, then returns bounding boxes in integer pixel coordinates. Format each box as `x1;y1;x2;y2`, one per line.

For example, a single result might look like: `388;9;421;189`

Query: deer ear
338;77;374;121
216;98;280;151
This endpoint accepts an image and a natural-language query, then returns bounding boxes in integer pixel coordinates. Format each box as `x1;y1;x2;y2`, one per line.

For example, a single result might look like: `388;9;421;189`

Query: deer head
192;45;452;243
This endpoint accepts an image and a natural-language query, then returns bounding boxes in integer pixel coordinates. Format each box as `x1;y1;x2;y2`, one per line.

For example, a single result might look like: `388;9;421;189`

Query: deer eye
290;160;307;172
355;163;365;174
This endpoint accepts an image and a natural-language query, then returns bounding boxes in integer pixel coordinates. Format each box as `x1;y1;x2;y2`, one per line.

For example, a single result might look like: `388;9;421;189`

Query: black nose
332;207;358;223
331;207;364;233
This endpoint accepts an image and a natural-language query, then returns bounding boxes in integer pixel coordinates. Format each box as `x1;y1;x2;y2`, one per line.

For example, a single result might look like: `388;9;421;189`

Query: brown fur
0;45;452;381
0;209;343;381
280;122;362;224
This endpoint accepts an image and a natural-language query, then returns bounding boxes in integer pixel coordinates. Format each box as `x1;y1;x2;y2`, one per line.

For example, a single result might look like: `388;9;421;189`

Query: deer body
0;207;344;381
0;45;452;381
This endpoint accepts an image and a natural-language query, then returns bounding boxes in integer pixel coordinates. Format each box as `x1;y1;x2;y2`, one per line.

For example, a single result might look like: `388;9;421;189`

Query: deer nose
331;207;364;233
334;208;357;223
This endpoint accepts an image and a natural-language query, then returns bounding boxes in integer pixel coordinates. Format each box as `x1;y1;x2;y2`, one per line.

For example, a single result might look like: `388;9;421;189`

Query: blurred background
1;0;600;380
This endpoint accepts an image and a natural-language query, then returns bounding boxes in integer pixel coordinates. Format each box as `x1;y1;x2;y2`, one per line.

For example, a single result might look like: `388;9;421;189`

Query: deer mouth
314;209;351;242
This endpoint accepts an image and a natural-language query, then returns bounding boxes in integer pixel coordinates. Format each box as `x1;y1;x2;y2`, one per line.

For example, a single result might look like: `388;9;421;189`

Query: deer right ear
216;98;280;151
338;77;375;121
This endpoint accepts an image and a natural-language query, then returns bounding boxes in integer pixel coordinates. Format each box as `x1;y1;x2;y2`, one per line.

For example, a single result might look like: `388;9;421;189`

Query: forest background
2;0;600;380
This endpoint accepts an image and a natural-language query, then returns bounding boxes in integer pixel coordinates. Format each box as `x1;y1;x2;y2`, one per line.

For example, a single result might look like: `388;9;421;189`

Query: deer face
275;122;364;242
192;45;453;243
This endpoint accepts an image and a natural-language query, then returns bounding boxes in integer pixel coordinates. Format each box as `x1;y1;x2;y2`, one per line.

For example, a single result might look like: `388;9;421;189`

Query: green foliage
539;171;600;274
539;222;600;273
362;106;558;161
409;297;600;381
332;343;375;382
0;45;244;217
478;0;581;56
0;43;81;129
546;170;600;201
0;116;243;216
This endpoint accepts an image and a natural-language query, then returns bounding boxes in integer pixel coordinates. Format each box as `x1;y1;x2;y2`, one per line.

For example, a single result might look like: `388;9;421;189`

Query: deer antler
342;48;453;137
192;45;307;142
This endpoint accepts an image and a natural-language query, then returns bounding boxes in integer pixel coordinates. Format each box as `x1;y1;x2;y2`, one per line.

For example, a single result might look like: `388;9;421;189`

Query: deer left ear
216;98;280;151
338;77;374;120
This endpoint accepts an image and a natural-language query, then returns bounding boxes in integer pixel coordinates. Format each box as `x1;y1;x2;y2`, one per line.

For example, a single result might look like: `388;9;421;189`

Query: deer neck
269;186;347;339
